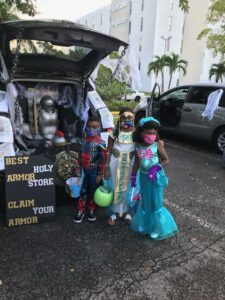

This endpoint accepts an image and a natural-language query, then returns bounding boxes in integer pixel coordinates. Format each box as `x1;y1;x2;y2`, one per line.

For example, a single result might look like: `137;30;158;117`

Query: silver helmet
40;96;55;113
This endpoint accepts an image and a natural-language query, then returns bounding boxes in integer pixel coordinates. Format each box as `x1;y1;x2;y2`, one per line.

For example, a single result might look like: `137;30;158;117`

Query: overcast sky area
27;0;112;21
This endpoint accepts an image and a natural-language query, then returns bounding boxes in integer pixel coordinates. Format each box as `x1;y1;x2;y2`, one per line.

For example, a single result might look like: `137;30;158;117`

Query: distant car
134;84;225;153
123;89;145;102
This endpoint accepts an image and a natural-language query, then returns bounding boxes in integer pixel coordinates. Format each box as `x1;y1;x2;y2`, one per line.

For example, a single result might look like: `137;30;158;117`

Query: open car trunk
0;20;127;82
0;20;128;212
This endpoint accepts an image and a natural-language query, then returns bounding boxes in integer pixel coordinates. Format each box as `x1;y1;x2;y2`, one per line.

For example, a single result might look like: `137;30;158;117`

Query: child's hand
148;164;162;181
73;167;81;177
131;173;137;187
96;175;102;184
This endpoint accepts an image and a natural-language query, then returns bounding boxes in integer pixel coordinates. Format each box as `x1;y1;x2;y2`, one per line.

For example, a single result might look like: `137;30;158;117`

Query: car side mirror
152;96;159;102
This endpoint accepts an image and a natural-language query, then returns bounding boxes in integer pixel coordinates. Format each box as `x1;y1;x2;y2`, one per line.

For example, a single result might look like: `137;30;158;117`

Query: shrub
104;100;137;112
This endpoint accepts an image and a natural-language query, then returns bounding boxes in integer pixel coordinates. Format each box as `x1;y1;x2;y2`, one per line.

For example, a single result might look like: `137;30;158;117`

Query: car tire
135;110;146;126
213;127;225;154
135;96;141;102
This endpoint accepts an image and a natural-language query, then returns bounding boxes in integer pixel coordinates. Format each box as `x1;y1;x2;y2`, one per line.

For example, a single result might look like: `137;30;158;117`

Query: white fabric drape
201;89;224;120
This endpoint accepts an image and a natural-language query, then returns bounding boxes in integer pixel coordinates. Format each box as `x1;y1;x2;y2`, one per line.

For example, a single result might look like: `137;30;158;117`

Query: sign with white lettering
112;0;128;12
4;155;55;227
111;17;128;28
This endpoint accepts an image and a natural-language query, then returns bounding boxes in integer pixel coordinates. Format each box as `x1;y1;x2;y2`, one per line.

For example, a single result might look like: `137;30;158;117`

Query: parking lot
0;137;225;300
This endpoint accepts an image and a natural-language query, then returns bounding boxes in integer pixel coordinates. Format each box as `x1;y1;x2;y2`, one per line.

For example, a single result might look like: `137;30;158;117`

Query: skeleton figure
38;96;58;140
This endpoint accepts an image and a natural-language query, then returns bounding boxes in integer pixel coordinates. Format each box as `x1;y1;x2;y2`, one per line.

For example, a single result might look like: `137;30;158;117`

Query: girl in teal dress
130;117;178;240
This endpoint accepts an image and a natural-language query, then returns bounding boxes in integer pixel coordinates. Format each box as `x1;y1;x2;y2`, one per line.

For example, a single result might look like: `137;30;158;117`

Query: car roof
173;83;225;89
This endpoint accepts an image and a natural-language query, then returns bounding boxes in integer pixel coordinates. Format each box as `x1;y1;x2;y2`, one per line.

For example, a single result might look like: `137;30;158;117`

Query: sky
28;0;112;21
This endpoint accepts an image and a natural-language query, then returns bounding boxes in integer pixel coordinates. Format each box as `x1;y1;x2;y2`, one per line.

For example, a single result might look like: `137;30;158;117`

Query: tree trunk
168;74;172;89
161;71;164;92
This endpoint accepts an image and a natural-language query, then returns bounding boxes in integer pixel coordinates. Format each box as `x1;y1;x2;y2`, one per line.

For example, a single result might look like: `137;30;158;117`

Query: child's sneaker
73;211;85;224
88;210;96;222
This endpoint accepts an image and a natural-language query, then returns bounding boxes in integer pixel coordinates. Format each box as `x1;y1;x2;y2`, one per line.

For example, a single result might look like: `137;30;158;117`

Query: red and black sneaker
73;211;85;224
88;210;96;222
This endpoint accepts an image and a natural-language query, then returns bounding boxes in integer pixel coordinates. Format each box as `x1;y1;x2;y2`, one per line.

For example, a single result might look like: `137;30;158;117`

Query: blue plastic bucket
66;177;82;198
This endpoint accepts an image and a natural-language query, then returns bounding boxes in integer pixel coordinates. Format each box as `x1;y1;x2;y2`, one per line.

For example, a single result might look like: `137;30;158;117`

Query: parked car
134;84;225;153
222;150;225;168
0;19;127;144
123;89;145;102
0;20;127;209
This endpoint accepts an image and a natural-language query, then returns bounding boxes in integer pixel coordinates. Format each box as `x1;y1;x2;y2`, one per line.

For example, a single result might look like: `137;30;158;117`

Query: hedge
104;100;137;112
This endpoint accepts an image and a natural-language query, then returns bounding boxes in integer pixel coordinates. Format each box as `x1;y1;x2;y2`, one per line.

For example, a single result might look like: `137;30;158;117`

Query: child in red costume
74;117;106;223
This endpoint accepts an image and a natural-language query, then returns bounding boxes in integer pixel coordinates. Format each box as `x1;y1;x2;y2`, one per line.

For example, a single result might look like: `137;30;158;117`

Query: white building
180;0;221;85
77;5;111;34
77;0;221;92
152;0;184;90
128;0;184;92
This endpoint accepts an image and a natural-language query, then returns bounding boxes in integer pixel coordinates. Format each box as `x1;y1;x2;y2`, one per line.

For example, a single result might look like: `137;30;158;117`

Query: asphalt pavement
0;138;225;300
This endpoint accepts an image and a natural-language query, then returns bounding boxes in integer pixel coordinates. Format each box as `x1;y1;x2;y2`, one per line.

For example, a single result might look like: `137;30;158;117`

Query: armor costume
38;96;58;140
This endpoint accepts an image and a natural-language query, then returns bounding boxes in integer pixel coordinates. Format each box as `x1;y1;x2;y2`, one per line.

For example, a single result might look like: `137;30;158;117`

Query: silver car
134;84;225;153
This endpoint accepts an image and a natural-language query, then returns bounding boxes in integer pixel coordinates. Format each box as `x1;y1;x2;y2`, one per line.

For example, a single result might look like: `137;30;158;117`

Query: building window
139;38;142;52
100;13;103;26
161;36;172;53
92;17;95;28
168;16;172;31
140;17;143;32
138;59;141;70
167;38;171;52
129;21;131;34
130;1;132;14
170;0;174;9
141;0;144;11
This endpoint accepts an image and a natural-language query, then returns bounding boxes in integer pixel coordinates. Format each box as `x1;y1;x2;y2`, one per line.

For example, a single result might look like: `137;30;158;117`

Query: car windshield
10;39;92;62
161;89;189;101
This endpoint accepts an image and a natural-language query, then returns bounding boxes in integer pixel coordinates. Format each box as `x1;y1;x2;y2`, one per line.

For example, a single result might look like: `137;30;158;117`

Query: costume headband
138;117;160;126
119;111;134;118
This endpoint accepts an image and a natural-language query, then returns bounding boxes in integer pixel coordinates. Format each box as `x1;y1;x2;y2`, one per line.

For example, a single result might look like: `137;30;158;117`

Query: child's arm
132;152;139;175
131;152;139;187
104;136;114;179
97;141;107;183
158;140;169;167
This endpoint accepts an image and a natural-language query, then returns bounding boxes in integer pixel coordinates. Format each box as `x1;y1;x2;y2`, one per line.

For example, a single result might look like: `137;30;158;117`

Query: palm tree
148;55;167;92
209;62;225;83
165;53;188;89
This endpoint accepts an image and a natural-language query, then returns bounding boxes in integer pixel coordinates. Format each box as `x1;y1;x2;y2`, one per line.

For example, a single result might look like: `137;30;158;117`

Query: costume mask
143;133;157;144
120;120;133;128
85;127;100;137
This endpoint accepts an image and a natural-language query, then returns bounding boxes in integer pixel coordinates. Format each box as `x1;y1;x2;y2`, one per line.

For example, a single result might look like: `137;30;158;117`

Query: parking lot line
165;199;225;236
166;142;221;162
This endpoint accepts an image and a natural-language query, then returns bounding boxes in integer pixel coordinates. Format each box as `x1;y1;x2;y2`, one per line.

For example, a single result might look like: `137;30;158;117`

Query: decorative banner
0;116;13;143
4;155;55;227
98;107;114;129
0;143;15;171
0;91;8;113
88;91;105;110
87;91;114;129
